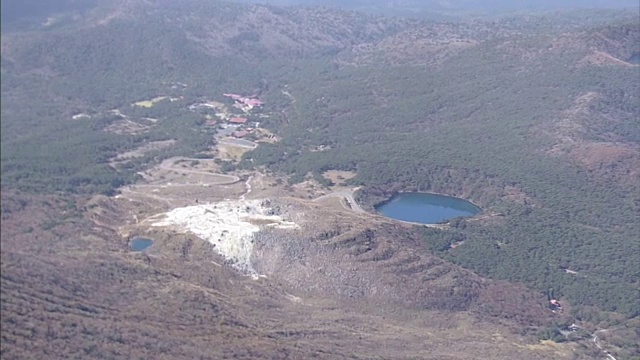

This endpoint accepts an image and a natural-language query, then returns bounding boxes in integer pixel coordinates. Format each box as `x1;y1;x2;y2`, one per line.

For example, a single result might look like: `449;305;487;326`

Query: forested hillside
1;0;638;355
1;0;414;194
243;19;640;319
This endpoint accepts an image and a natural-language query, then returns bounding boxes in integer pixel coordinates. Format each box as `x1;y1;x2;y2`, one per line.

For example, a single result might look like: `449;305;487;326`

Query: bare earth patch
322;170;357;186
254;128;280;143
524;340;574;358
569;142;639;172
501;185;537;206
579;50;638;67
133;96;168;108
215;143;252;162
135;157;240;187
152;199;298;275
103;118;152;135
109;139;177;168
540;92;640;184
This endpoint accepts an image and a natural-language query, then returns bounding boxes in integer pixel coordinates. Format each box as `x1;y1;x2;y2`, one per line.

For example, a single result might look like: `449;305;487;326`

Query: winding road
119;158;242;208
219;138;258;149
592;329;617;360
239;176;253;200
313;189;366;214
157;158;240;185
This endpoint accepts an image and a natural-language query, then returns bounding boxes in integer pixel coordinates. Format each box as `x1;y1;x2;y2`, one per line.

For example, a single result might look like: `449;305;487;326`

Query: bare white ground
153;199;297;274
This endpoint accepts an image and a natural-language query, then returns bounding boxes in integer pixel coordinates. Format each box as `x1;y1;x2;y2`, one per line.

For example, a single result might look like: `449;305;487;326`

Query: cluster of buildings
189;93;266;139
223;93;264;111
221;93;265;138
228;117;253;138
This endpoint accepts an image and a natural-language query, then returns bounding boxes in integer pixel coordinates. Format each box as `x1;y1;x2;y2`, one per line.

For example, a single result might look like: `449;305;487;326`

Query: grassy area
322;170;357;186
217;143;252;162
133;96;168;108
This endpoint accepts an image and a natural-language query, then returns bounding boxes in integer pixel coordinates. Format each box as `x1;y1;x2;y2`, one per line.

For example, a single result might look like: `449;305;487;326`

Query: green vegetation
1;0;408;195
242;20;640;322
1;10;267;194
1;0;638;355
1;95;224;194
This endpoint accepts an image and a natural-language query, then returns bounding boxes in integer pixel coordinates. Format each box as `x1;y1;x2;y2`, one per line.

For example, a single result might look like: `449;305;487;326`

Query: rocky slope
1;190;573;359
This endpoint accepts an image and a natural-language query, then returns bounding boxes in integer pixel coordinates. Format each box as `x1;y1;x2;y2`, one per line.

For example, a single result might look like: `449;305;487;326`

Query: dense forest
1;2;270;194
1;0;638;354
239;20;640;323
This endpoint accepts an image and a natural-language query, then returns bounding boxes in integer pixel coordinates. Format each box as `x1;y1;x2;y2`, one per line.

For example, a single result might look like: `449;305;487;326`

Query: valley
1;151;572;359
1;0;639;358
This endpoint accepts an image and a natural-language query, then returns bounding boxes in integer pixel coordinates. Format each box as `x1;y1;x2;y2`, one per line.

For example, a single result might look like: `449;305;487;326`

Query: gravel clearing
153;199;298;275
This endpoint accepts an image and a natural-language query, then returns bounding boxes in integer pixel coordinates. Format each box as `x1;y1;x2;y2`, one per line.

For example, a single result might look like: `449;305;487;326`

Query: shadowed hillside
1;0;638;358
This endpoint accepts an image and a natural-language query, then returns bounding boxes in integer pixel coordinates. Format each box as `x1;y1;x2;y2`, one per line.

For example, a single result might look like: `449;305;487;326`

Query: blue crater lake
375;192;481;224
130;237;154;252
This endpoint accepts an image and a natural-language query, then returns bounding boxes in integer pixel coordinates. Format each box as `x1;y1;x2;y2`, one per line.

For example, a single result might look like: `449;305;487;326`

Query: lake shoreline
374;191;481;225
375;190;483;212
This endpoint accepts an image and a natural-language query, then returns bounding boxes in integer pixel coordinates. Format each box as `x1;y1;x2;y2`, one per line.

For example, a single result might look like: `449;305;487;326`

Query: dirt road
593;329;618;360
313;189;366;214
219;138;258;149
158;158;240;185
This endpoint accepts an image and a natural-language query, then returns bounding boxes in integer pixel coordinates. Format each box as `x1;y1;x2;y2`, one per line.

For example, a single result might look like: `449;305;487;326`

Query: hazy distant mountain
1;0;102;23
308;0;640;10
233;0;640;17
2;0;639;358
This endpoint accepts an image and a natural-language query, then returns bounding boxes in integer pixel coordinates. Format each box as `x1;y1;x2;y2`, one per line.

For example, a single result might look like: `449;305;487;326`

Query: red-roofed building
229;117;248;124
245;98;264;107
233;130;249;138
549;299;563;312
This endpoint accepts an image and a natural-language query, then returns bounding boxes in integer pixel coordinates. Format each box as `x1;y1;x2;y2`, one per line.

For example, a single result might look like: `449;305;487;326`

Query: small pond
628;53;640;65
375;192;481;225
130;237;154;252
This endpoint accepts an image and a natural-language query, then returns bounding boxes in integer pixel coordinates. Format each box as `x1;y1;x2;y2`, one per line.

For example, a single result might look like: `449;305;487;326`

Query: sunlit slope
245;21;640;317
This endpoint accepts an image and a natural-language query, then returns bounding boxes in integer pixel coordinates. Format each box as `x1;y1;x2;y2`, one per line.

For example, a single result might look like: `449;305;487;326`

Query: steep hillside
0;188;575;360
1;0;639;358
0;0;416;194
245;19;640;322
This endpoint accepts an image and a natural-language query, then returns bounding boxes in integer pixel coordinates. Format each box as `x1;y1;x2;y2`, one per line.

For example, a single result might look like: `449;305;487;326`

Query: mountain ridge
1;1;639;358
